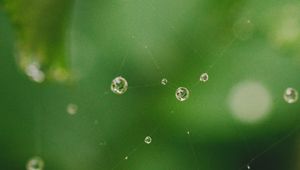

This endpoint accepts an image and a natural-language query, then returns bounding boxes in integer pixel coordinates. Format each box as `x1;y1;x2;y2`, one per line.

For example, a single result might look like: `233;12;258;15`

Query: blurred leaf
4;0;74;82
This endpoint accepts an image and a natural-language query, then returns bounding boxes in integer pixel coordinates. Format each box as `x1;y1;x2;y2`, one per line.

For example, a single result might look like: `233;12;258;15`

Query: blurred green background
1;0;300;169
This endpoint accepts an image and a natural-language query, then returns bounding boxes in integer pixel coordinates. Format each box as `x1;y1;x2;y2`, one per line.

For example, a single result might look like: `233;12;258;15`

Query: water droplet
67;103;78;115
187;131;190;135
247;165;251;169
111;76;128;95
199;73;209;82
161;78;168;85
175;87;190;101
26;157;44;170
144;136;152;144
25;62;45;83
124;156;129;160
284;87;298;104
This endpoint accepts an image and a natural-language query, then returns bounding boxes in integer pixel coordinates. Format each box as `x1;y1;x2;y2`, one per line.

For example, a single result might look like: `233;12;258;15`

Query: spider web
21;0;300;169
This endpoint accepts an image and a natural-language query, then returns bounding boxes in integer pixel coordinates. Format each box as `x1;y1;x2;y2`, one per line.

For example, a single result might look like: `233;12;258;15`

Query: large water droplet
111;76;128;95
283;87;298;104
144;136;152;144
26;157;44;170
176;87;190;101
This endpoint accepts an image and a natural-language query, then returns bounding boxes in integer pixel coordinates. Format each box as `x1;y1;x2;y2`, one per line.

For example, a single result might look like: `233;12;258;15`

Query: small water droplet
111;76;128;95
26;157;44;170
144;136;152;144
247;165;251;169
199;73;209;82
284;87;298;104
176;87;190;101
67;103;78;115
187;131;190;135
161;78;168;85
25;62;45;83
124;156;129;160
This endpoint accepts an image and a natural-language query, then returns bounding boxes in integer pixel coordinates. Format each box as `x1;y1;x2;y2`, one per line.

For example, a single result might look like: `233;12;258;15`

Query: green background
1;0;300;169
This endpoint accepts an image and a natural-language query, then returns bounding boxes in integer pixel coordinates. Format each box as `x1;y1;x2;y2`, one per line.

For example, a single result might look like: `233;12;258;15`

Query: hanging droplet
144;136;152;144
199;73;209;82
124;156;129;160
67;103;78;115
161;78;168;85
111;76;128;95
175;87;190;101
247;165;251;169
26;157;44;170
25;62;45;83
283;87;298;104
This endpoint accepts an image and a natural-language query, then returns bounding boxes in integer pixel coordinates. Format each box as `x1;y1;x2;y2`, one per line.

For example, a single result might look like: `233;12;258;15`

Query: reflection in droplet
111;76;128;95
67;103;78;115
284;87;298;104
144;136;152;144
26;157;44;170
228;81;272;123
176;87;190;102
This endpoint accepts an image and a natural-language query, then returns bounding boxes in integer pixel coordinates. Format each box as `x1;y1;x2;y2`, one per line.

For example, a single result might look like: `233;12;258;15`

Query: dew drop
25;62;45;83
283;87;298;104
161;78;168;85
144;136;152;144
67;103;78;115
199;73;209;82
175;87;190;101
26;157;44;170
124;156;129;160
247;165;251;169
187;131;190;135
111;76;128;95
